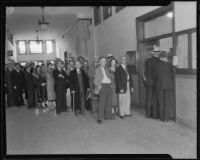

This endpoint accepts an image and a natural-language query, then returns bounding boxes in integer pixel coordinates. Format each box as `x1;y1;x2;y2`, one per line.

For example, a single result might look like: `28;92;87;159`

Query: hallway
6;106;196;158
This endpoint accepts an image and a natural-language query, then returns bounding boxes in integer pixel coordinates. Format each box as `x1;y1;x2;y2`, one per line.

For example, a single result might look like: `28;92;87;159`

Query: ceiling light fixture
38;6;50;31
35;30;40;44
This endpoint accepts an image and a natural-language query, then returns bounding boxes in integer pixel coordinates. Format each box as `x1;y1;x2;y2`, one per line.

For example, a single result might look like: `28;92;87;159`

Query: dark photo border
1;0;199;159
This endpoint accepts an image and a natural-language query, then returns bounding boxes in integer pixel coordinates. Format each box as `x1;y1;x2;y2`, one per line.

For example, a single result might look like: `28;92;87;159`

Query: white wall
56;23;78;61
174;2;197;128
93;6;160;59
174;2;196;32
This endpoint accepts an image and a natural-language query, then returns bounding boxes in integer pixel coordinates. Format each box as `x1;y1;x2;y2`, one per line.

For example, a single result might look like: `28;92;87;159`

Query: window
191;32;196;69
144;13;173;39
103;6;112;20
175;29;196;73
46;40;53;54
29;40;43;54
17;41;26;55
115;6;125;13
176;34;188;68
94;7;101;26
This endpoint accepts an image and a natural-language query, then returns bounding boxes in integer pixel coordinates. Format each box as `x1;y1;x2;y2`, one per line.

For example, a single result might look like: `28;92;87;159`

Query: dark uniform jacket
155;60;174;90
116;65;134;94
70;69;89;94
148;56;161;87
53;68;69;92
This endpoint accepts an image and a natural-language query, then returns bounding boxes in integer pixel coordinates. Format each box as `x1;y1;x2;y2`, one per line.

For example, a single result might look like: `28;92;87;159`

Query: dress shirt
101;67;111;84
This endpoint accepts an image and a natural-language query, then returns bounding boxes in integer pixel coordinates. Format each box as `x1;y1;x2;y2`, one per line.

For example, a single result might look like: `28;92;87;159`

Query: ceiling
6;7;91;40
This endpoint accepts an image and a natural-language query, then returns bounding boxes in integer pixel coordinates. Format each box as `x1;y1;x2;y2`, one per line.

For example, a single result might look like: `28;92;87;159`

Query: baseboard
176;117;196;130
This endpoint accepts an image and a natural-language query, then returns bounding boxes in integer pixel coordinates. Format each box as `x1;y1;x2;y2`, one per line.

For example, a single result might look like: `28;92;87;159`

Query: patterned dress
109;69;118;107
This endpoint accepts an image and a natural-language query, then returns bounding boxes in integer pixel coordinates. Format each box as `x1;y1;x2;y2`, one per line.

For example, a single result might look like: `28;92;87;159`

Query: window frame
175;28;196;74
29;40;43;54
17;40;27;55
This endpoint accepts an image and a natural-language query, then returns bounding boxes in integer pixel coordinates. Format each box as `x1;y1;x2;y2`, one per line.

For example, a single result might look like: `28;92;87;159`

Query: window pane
176;34;188;68
144;13;173;39
103;6;112;20
115;6;125;13
159;37;173;54
191;32;196;69
46;41;53;53
30;41;42;53
18;41;26;54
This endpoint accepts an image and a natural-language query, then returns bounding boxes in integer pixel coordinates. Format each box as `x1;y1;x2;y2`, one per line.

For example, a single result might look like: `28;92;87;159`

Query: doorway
136;4;176;120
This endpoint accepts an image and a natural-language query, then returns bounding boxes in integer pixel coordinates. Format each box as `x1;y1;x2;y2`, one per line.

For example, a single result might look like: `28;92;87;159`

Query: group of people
5;45;177;124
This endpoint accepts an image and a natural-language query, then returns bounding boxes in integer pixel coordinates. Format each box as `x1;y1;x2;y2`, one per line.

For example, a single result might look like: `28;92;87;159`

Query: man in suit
116;55;134;119
69;60;90;116
94;57;114;124
144;45;161;119
155;52;175;122
53;59;69;115
11;63;25;107
24;63;36;109
5;63;15;107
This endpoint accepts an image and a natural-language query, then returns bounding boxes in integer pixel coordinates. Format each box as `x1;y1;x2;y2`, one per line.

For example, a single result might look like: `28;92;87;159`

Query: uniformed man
144;45;161;119
155;52;177;122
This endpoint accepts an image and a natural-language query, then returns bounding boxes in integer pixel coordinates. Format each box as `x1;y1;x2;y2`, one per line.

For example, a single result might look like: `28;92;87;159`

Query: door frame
136;3;176;120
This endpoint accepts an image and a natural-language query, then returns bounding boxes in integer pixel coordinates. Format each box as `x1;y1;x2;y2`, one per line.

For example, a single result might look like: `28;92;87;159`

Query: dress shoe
119;116;125;119
56;112;61;115
97;120;102;124
126;114;132;117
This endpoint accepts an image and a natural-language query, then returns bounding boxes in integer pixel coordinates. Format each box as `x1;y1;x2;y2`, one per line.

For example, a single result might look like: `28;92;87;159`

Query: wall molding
176;117;196;130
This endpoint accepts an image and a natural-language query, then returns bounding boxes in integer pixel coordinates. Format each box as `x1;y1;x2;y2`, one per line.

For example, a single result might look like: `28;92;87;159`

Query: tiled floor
6;106;196;158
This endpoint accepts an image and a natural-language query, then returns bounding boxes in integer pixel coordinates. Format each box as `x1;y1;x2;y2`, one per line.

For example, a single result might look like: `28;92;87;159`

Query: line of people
5;46;177;124
4;54;134;124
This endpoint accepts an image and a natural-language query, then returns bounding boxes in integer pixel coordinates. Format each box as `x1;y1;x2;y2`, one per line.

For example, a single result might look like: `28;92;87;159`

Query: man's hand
13;86;17;89
131;88;134;93
41;83;46;86
120;89;124;93
87;88;90;92
71;91;75;94
59;74;64;78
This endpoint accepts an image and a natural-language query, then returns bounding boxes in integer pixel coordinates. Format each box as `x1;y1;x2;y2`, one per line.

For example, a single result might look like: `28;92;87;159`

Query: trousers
98;83;112;121
118;82;131;116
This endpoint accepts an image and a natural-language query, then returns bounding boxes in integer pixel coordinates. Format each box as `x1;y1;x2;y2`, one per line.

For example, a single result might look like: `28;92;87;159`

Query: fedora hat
107;53;113;59
153;45;161;52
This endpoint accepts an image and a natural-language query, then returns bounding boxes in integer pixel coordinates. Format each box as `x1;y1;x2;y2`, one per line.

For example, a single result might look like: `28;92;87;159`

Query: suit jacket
53;68;69;92
155;60;174;90
116;65;134;94
11;69;24;90
24;70;34;90
94;66;111;94
146;56;161;86
69;69;89;94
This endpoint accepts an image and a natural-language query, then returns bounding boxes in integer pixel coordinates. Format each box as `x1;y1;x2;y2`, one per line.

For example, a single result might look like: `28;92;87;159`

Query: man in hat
144;45;161;119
